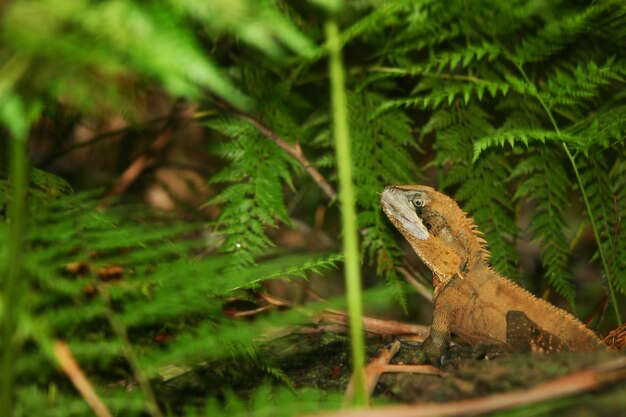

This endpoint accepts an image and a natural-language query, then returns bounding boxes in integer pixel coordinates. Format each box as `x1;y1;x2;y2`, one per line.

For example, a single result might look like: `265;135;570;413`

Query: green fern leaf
511;148;576;308
206;116;293;262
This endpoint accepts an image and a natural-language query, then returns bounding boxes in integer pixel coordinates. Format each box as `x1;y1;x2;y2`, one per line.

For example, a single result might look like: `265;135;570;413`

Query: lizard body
381;185;606;363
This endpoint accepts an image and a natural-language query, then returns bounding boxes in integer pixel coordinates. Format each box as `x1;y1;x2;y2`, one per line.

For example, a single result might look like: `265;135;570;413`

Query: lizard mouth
381;187;429;240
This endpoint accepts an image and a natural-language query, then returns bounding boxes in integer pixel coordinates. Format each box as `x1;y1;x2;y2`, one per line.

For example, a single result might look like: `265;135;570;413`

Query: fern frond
348;92;420;309
426;104;493;167
567;104;626;149
541;59;624;116
427;41;501;72
579;155;614;246
473;129;580;162
382;0;463;55
207;116;293;264
455;154;519;279
513;3;610;64
425;103;519;278
169;0;315;58
379;77;509;112
202;384;342;417
577;154;623;299
511;148;576;307
121;253;340;327
6;190;341;415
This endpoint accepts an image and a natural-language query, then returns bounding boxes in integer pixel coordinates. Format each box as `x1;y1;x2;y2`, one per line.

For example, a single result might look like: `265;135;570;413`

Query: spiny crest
457;208;490;261
488;270;604;349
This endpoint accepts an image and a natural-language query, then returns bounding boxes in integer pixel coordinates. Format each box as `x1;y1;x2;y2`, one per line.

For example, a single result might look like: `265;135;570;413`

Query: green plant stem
0;128;29;417
325;19;367;406
516;64;622;325
102;289;163;417
561;144;621;325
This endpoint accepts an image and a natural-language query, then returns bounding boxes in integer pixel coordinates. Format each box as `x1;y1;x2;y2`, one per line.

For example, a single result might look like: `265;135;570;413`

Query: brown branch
345;342;447;404
302;356;626;417
104;102;198;200
54;341;113;417
319;311;429;339
42;109;219;167
382;364;447;377
345;341;401;404
259;307;430;342
41;118;165;167
214;100;337;200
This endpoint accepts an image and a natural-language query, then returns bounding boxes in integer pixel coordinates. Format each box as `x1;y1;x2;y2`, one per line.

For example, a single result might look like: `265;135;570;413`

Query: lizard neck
419;199;490;281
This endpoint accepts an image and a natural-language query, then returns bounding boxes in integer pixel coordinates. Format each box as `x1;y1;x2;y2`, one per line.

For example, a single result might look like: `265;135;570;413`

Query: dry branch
319;311;429;339
345;341;401;403
105;102;198;199
214;100;337;200
54;341;113;417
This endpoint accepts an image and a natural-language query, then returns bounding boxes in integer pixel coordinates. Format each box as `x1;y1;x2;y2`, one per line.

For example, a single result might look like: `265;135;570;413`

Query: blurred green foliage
0;0;316;113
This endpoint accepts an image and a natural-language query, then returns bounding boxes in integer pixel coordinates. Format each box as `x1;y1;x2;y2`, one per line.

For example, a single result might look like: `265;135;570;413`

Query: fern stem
363;66;484;82
325;19;367;406
561;144;621;325
516;64;622;325
102;289;164;417
0;118;29;417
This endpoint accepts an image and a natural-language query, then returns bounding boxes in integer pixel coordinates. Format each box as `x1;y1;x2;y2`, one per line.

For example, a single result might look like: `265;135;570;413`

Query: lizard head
381;185;488;287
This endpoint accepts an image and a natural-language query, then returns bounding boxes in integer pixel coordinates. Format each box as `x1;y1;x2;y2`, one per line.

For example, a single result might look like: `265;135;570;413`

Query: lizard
380;184;608;364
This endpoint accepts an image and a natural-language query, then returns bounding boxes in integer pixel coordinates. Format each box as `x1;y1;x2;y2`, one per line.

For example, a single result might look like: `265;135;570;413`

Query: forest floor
161;332;626;416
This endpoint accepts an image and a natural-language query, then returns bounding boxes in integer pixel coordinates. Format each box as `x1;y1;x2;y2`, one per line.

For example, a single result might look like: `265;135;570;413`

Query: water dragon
381;185;612;364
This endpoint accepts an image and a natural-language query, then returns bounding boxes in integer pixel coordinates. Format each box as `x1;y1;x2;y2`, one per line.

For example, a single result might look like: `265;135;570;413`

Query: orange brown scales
381;185;607;364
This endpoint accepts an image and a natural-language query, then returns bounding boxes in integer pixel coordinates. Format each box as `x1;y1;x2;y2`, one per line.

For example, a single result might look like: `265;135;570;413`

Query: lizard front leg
421;291;453;365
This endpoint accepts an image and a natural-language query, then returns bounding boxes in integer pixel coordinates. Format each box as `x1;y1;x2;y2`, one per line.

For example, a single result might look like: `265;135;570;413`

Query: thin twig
41;110;218;167
41;120;163;167
397;262;433;304
104;102;198;200
214;100;337;200
382;364;447;377
303;356;626;417
54;341;113;417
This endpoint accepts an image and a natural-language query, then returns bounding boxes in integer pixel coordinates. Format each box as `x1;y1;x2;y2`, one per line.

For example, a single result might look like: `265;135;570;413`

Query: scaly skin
381;185;606;363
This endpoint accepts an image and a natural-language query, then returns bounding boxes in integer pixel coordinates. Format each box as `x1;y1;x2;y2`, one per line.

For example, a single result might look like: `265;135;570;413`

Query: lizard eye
412;198;424;212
